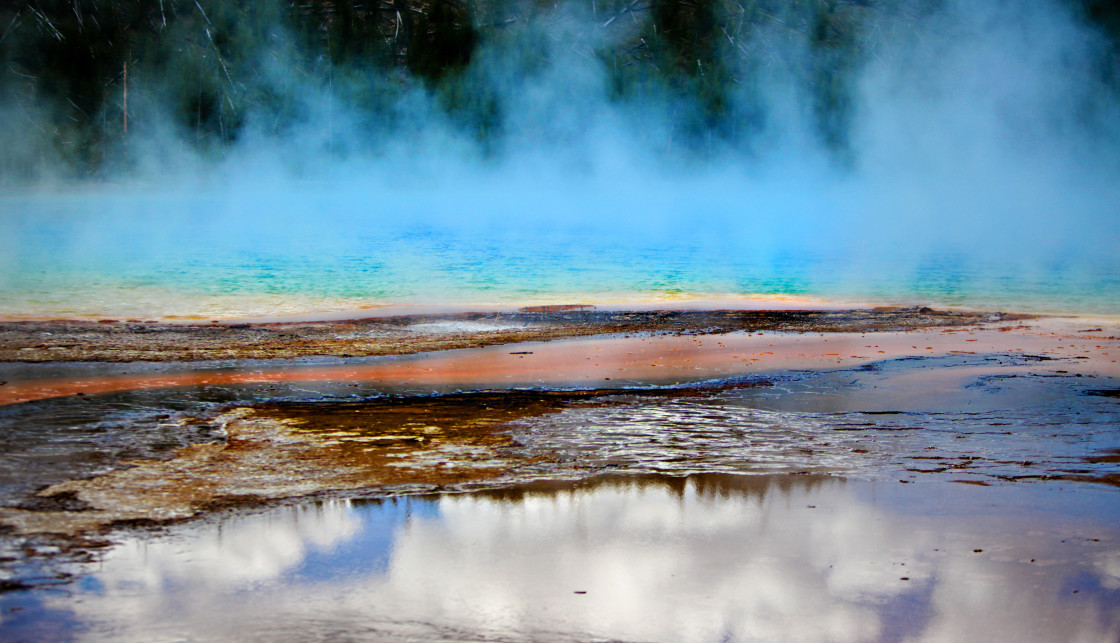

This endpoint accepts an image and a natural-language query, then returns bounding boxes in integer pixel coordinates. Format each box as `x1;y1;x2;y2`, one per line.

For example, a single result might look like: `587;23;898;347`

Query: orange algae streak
2;322;1119;406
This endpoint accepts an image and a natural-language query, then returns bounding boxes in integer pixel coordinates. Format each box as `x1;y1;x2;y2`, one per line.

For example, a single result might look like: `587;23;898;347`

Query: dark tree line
0;0;1116;180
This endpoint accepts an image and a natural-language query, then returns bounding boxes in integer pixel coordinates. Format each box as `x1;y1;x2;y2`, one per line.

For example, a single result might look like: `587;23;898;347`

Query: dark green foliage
294;0;400;68
806;1;863;159
408;0;478;81
651;0;720;76
1;1;153;174
1075;0;1120;91
649;0;732;146
1081;0;1120;38
0;0;1115;180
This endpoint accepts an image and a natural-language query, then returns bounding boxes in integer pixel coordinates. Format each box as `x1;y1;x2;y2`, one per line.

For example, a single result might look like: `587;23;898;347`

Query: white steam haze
1;0;1118;317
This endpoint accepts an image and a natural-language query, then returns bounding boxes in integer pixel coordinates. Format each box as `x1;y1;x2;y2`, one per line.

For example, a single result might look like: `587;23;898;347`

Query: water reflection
4;474;1119;642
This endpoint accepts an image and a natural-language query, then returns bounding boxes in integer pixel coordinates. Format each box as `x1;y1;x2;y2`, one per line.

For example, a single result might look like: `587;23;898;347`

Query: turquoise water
2;177;1118;319
3;0;1119;321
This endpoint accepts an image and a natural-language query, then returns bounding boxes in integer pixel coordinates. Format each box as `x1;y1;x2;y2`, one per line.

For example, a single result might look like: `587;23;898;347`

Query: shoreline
0;306;1020;365
0;306;1034;407
3;306;1120;409
1;305;1119;591
4;291;1115;326
0;295;859;325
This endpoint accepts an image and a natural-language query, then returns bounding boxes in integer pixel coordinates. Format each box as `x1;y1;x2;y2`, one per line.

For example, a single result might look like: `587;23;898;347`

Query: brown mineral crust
0;401;527;537
0;384;773;538
0;308;1013;363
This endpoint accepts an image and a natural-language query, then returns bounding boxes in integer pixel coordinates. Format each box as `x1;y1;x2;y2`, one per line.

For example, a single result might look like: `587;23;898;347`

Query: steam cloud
0;0;1118;316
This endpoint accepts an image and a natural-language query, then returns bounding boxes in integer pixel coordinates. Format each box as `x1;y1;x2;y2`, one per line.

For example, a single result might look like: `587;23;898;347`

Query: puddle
2;354;1119;537
2;351;1120;641
2;473;1119;642
507;355;1120;486
407;320;530;334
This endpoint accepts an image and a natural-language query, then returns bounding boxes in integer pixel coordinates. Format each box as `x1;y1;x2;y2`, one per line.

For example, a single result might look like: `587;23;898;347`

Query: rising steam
0;0;1118;317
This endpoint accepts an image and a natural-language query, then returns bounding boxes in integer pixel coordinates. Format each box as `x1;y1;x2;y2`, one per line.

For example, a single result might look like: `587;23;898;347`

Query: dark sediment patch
0;307;1015;363
0;381;773;540
0;579;31;592
3;309;1115;601
1056;473;1120;488
1085;388;1120;398
1085;450;1120;465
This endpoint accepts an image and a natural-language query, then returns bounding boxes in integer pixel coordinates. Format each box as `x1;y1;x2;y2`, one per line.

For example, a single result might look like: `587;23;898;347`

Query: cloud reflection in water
8;475;1120;642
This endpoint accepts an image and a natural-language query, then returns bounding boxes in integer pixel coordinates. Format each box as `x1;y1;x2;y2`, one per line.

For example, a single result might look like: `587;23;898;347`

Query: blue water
2;177;1118;319
4;475;1120;642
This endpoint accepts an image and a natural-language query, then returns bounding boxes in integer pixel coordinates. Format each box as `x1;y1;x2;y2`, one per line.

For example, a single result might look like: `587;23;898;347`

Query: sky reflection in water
4;474;1119;642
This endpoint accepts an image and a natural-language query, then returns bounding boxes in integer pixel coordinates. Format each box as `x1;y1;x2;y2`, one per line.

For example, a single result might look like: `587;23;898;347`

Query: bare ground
0;306;1017;363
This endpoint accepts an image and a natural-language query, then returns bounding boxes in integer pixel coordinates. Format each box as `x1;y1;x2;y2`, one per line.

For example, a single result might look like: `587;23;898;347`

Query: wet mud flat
0;306;1011;362
2;310;1120;639
2;359;1120;642
2;352;1120;584
0;383;774;538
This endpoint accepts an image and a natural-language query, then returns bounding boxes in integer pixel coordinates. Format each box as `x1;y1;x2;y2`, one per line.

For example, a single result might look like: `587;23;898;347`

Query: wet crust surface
2;350;1119;592
11;306;1115;594
0;384;771;540
0;401;526;538
0;384;772;590
0;307;1013;363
